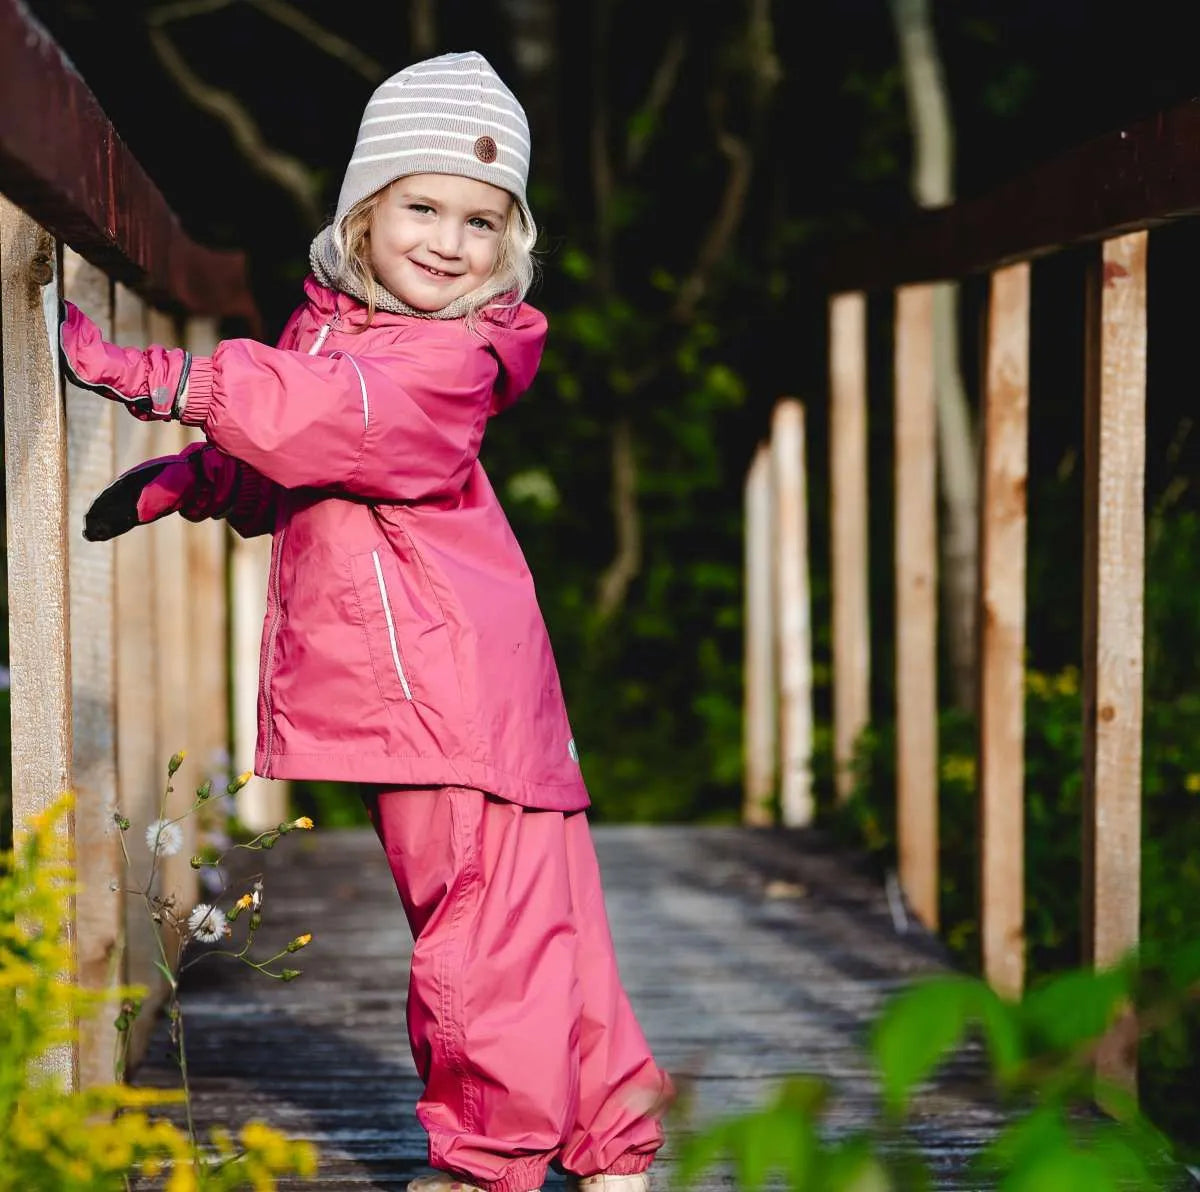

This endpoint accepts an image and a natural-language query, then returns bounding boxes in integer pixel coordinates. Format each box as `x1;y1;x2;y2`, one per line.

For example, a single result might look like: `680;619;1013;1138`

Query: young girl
61;49;672;1192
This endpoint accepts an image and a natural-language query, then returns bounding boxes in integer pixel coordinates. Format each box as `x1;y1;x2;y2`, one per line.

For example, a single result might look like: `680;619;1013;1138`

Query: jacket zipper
260;527;287;770
309;314;338;355
371;550;414;700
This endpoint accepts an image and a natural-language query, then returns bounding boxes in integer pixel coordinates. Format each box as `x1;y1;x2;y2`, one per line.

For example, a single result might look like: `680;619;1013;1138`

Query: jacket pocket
350;549;416;703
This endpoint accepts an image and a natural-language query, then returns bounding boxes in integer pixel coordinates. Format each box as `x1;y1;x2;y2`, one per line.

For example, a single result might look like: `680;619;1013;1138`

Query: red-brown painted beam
0;0;259;331
823;98;1200;293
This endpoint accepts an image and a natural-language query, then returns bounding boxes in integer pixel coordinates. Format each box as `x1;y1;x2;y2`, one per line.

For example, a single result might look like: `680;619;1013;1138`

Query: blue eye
469;217;497;231
408;203;433;214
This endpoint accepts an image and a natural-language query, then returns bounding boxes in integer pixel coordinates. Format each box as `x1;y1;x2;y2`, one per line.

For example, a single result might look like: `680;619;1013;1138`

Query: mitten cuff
229;469;274;526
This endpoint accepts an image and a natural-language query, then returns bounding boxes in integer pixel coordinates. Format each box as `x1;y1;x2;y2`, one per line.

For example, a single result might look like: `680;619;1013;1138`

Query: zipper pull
309;316;337;356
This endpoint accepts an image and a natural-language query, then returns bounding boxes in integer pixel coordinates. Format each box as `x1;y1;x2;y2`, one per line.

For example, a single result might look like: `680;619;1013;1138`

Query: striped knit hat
310;51;532;316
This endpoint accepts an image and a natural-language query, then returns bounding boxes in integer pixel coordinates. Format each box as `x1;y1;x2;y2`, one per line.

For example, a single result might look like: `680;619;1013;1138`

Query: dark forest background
15;0;1200;1150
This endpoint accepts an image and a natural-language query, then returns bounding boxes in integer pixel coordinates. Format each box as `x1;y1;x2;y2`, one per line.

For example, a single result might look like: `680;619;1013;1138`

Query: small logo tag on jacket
567;738;579;763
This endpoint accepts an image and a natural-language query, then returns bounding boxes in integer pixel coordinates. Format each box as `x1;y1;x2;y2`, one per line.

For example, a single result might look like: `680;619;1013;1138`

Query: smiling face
367;173;513;311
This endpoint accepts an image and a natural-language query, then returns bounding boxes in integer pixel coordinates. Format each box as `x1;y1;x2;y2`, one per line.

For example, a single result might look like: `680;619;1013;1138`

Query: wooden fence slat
1082;231;1147;1092
231;534;287;830
771;399;814;828
894;284;939;929
112;285;167;1068
63;248;122;1087
183;317;230;796
147;308;196;958
978;261;1031;1000
829;292;871;804
743;442;776;825
0;196;76;1089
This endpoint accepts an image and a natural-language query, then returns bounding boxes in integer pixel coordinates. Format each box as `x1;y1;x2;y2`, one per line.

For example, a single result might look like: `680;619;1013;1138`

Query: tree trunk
890;0;978;710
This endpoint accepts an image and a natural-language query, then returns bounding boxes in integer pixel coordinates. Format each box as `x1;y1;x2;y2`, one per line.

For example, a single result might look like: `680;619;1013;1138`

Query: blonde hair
331;184;537;326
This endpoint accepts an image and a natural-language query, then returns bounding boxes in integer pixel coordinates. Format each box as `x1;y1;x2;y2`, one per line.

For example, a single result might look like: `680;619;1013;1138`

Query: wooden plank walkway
131;825;1008;1189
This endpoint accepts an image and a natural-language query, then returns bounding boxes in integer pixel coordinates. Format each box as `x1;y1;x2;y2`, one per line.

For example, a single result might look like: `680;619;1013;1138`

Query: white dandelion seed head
187;903;228;944
145;819;183;857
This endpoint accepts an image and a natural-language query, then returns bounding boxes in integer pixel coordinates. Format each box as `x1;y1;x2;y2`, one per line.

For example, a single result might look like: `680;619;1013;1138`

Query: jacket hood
301;275;546;416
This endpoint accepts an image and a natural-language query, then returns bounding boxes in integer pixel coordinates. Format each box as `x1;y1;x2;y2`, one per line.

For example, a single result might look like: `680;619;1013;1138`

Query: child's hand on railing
84;444;238;541
59;300;191;420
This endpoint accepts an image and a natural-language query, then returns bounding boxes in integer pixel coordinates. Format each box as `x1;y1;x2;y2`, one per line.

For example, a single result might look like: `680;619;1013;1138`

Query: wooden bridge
0;1;1190;1187
129;824;1005;1189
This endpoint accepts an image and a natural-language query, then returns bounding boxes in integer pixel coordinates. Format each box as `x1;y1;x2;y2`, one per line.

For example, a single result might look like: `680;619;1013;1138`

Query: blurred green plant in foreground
831;657;1200;1153
1;774;317;1189
675;944;1199;1190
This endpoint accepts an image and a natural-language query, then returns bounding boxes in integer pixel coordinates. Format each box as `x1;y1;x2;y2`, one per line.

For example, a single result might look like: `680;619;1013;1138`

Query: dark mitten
84;443;231;541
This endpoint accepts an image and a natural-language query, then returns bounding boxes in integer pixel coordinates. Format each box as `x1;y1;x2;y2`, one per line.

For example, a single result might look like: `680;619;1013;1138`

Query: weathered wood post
63;249;123;1087
183;317;230;796
978;261;1030;1000
771;399;814;827
0;196;76;1088
147;310;196;948
894;284;939;929
1082;231;1147;1094
743;442;776;825
829;292;871;804
111;286;169;1066
232;535;285;829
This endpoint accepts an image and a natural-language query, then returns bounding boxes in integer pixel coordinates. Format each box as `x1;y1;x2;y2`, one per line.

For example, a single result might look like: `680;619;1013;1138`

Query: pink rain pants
363;785;672;1192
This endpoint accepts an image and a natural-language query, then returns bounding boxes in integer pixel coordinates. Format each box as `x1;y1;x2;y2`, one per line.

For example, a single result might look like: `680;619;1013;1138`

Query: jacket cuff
179;356;216;425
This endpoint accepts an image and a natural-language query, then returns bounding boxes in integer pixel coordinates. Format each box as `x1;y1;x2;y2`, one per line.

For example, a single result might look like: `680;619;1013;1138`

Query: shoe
407;1176;542;1192
575;1176;648;1192
408;1178;487;1192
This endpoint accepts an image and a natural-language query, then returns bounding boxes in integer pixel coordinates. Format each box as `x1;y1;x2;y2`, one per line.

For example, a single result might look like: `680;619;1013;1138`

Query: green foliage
289;779;368;829
0;794;317;1190
830;516;1200;1151
675;951;1192;1190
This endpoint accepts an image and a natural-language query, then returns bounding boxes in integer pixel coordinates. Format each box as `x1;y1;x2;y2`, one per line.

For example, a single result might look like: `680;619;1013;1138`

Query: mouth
411;260;461;280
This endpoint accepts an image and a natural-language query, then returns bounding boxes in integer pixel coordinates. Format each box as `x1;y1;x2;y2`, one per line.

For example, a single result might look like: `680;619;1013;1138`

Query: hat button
474;135;498;163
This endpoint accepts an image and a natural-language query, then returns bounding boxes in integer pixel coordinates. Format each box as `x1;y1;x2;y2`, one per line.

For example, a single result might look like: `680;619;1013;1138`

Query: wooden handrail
745;96;1172;1094
0;5;271;1093
0;0;259;331
821;95;1200;292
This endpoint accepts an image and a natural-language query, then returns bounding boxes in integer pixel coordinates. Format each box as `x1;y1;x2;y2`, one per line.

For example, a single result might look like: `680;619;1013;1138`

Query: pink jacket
180;277;590;812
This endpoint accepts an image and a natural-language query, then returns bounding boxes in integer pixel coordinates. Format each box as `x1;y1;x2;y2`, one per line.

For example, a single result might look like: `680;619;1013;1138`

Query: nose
428;219;463;259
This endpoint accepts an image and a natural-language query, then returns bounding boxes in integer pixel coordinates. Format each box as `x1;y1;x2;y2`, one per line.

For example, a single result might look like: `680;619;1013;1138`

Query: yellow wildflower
293;816;314;830
1185;773;1200;794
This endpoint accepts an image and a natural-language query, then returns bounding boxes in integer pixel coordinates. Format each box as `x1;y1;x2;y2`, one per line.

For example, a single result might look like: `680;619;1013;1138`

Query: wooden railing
742;96;1200;1084
0;0;273;1089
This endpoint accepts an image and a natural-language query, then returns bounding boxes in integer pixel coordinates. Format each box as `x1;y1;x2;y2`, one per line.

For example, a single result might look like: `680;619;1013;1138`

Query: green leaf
1000;1147;1118;1192
728;1112;781;1192
871;975;982;1115
672;1121;729;1189
776;1074;829;1117
976;986;1024;1088
1086;1122;1166;1191
978;1106;1067;1176
821;1136;898;1191
1019;966;1131;1052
